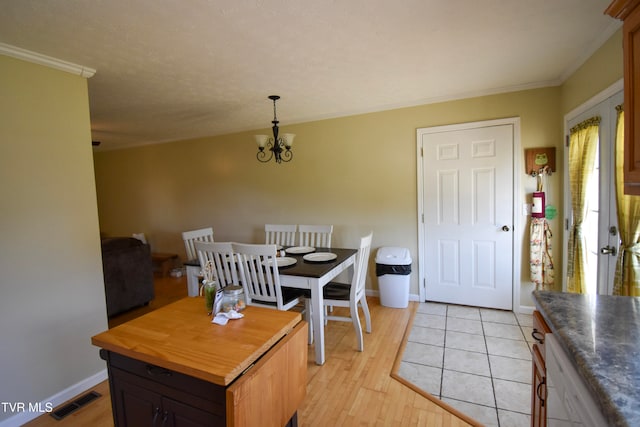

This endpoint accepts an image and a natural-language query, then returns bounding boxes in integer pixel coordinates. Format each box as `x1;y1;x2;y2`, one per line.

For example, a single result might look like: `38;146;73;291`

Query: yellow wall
95;88;562;307
562;29;623;114
0;55;106;424
94;29;623;310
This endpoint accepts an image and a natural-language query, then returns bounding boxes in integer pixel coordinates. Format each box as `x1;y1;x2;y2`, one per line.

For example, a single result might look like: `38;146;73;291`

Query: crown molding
0;42;96;78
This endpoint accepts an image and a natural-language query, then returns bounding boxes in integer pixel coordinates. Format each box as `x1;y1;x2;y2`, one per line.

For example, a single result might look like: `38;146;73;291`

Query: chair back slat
194;241;238;288
182;227;214;261
298;224;333;248
233;243;300;311
265;224;297;246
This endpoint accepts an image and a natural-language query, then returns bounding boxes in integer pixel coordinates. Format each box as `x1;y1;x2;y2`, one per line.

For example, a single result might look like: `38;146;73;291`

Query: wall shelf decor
525;147;556;176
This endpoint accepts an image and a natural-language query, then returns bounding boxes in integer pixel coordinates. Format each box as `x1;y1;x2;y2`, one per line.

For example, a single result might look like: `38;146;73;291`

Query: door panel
421;123;514;310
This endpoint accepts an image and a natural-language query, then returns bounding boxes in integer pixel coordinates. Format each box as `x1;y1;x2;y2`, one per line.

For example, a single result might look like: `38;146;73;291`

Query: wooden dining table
277;247;358;365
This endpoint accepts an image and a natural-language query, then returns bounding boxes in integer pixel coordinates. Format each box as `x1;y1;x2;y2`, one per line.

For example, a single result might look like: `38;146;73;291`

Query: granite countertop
532;291;640;427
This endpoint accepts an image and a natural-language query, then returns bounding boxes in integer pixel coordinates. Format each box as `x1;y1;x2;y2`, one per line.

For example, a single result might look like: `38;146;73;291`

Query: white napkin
212;310;244;325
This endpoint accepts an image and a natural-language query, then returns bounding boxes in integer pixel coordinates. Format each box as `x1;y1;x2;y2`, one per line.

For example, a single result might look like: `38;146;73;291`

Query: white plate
263;257;297;268
285;246;316;255
303;252;337;262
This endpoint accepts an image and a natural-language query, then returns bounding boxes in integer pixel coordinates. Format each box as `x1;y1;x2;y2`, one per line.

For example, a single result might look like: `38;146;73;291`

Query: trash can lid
375;247;412;265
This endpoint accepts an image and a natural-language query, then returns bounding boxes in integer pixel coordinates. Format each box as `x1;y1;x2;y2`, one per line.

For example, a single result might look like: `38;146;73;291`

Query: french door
564;86;622;295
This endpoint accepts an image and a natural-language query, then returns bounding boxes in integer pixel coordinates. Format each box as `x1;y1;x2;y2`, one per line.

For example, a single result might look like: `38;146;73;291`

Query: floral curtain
613;108;640;296
567;117;600;294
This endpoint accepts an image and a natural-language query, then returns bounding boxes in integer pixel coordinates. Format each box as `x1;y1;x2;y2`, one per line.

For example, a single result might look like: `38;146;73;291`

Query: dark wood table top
277;247;357;278
183;247;357;277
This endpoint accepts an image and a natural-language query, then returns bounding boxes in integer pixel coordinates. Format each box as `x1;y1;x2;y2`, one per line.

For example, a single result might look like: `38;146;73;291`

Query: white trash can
375;247;412;308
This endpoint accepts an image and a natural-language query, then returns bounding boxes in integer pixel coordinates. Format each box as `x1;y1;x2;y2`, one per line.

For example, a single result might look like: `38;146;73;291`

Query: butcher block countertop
532;291;640;427
91;297;301;386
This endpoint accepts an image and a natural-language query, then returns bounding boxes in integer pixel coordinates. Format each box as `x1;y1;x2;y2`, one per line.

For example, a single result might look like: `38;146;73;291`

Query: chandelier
254;95;295;163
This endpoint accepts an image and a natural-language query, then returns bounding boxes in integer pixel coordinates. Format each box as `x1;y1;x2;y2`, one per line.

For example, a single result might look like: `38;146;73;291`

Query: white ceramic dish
303;252;337;262
285;246;316;255
263;257;297;268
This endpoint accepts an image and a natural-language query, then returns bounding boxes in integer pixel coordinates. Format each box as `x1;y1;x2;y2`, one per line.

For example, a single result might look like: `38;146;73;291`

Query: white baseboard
0;369;107;427
365;290;421;301
518;305;535;315
366;290;532;313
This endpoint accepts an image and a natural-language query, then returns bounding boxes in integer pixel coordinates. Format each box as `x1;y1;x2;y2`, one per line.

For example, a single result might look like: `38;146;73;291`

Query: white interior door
419;121;514;310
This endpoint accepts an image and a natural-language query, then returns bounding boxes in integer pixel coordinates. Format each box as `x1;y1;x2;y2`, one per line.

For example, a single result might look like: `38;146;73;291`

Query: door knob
502;225;510;232
600;245;617;256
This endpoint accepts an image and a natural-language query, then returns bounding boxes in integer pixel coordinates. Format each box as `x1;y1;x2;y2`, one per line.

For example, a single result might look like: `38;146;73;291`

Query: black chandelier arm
256;142;275;163
278;147;293;162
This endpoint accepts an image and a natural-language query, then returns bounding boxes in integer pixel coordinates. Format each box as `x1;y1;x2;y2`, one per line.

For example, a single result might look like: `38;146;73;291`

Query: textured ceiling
0;0;621;150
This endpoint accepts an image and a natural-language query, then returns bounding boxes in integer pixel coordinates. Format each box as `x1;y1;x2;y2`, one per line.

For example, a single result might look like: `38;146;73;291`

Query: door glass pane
584;142;599;295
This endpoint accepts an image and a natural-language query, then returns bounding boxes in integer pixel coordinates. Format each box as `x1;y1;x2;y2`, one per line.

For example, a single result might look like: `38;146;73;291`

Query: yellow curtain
613;108;640;296
567;117;600;294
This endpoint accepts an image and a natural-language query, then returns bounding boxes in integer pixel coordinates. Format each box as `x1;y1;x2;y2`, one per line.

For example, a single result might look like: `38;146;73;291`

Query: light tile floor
398;302;535;427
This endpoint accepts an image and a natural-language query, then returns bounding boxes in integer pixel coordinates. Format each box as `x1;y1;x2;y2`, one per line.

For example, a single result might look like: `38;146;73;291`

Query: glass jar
221;285;246;313
202;280;218;313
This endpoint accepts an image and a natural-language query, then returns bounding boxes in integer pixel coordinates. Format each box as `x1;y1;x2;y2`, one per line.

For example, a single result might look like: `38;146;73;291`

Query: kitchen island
92;297;307;427
532;291;640;427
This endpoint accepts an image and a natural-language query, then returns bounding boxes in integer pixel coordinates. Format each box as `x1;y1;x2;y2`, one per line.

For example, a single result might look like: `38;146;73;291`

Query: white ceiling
0;0;620;150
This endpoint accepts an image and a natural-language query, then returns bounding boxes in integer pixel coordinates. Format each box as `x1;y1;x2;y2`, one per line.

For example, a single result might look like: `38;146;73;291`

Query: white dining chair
265;224;297;247
298;224;333;248
182;227;214;296
232;243;306;311
322;232;373;352
182;227;214;261
233;243;313;343
194;241;239;288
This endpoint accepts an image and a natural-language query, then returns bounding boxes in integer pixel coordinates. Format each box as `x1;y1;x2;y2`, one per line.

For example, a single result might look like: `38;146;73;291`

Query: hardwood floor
25;275;478;426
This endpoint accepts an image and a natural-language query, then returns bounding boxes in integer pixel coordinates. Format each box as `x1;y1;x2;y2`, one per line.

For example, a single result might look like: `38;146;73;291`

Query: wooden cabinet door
606;0;640;194
163;396;223;427
531;344;546;427
624;4;640;194
112;377;162;427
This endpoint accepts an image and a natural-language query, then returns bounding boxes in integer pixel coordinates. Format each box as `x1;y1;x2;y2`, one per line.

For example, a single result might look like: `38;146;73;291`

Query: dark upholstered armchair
101;237;155;317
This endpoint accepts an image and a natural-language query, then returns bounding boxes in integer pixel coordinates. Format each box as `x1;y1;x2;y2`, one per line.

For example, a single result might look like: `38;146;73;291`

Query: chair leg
360;296;372;334
350;299;364;352
305;298;314;345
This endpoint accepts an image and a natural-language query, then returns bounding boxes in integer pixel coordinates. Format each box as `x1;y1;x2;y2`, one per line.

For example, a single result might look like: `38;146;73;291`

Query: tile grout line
439;304;448;399
479;310;502;427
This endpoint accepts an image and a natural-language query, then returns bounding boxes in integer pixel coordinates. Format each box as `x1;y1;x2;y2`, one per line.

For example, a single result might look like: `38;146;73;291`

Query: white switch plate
523;203;531;215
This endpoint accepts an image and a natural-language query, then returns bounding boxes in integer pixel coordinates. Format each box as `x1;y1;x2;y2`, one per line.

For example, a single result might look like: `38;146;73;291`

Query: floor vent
50;391;101;420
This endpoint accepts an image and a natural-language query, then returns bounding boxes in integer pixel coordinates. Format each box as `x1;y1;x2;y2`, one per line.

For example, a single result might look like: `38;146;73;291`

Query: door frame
416;117;522;311
562;79;623;295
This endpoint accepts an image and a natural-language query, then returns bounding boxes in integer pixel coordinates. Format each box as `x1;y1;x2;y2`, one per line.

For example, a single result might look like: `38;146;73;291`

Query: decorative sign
525;147;556;175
